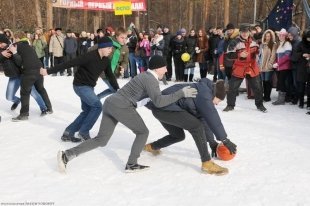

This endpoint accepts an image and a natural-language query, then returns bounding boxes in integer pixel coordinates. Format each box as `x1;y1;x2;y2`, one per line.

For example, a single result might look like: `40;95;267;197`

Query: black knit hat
213;80;226;100
0;34;10;44
149;55;167;70
226;23;235;30
97;37;113;49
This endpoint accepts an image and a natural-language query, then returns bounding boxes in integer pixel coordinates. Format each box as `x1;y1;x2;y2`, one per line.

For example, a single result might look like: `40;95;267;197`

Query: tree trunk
188;0;194;29
11;0;16;30
224;0;230;27
134;11;140;31
301;6;306;31
34;0;43;28
94;15;99;33
257;0;264;20
83;10;88;32
237;0;244;26
46;0;53;30
203;0;211;31
166;0;170;30
66;9;71;30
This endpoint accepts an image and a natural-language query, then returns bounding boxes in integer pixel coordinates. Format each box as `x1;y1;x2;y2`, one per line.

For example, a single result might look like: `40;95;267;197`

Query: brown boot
144;144;161;155
201;160;229;176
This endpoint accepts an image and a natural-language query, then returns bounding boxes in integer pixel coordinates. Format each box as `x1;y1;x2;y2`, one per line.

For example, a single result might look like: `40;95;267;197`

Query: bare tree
46;0;53;30
83;10;88;31
188;0;194;29
224;0;230;27
237;0;244;25
34;0;43;28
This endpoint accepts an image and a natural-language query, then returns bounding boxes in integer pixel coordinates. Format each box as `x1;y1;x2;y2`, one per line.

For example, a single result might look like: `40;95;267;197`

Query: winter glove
210;142;219;158
182;86;198;98
222;139;237;155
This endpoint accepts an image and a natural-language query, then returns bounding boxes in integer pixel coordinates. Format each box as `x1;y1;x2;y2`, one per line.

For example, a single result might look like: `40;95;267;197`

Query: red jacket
229;37;260;78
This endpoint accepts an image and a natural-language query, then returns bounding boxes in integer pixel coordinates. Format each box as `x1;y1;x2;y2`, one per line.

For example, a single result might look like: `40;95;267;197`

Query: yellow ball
181;52;190;62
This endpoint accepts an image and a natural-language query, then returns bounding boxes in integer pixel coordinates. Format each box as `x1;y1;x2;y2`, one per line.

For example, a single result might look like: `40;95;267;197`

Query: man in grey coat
57;55;198;173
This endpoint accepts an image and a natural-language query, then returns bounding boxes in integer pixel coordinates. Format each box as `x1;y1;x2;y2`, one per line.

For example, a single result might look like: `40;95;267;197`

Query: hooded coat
296;30;310;82
258;29;277;72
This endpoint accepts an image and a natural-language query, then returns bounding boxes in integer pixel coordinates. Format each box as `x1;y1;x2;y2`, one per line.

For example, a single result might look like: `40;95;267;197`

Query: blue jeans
97;79;117;99
6;77;47;111
261;71;273;81
65;85;102;137
128;52;137;77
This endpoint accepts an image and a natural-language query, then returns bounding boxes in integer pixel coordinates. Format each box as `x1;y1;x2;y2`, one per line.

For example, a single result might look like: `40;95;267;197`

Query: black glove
209;141;219;157
222;139;237;155
210;142;219;158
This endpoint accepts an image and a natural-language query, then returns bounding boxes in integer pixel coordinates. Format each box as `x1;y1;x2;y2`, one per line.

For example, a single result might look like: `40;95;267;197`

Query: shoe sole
201;169;229;176
144;149;161;156
124;167;150;173
11;118;28;122
57;151;66;173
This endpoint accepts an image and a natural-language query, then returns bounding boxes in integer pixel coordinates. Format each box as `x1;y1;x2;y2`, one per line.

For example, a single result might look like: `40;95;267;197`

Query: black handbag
185;61;195;69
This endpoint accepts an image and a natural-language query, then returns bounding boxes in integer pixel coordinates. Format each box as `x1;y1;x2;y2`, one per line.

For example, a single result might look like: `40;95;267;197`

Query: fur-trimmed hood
225;29;239;40
261;29;276;45
152;34;164;45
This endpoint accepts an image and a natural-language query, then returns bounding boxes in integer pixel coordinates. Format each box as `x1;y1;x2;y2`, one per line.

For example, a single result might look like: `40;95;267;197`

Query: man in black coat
12;31;52;121
145;78;237;175
40;36;119;142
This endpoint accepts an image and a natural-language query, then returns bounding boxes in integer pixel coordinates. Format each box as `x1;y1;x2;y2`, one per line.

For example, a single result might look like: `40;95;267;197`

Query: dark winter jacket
171;37;186;56
127;34;138;53
163;31;172;56
296;31;310;82
146;78;227;140
186;35;197;61
47;49;119;90
0;48;22;77
64;37;78;55
16;40;43;75
289;28;302;71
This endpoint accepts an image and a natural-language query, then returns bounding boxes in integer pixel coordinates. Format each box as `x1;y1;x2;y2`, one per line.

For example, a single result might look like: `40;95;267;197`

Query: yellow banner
114;1;132;15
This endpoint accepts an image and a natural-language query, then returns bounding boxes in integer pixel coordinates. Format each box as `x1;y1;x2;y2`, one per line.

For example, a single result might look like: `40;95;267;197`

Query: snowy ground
0;72;310;206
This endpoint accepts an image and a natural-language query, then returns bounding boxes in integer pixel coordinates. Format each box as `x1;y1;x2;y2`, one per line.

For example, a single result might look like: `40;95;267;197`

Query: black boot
189;74;194;82
184;74;189;82
263;81;272;102
272;92;286;105
299;93;304;108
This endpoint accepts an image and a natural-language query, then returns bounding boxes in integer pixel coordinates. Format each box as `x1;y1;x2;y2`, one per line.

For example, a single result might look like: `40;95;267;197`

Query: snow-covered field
0;73;310;206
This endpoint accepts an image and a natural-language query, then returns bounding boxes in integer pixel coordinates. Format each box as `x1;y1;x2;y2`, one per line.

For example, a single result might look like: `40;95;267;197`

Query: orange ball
216;143;236;161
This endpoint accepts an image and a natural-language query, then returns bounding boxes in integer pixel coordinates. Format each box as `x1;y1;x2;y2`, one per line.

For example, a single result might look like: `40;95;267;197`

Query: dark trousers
166;53;173;79
227;75;263;107
199;62;208;79
297;75;310;107
65;53;77;74
54;56;65;74
173;55;185;81
20;73;52;116
150;110;211;162
276;70;290;92
225;66;233;80
67;94;149;165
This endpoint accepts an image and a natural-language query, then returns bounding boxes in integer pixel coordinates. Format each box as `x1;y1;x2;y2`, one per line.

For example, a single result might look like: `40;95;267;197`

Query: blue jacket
147;78;227;140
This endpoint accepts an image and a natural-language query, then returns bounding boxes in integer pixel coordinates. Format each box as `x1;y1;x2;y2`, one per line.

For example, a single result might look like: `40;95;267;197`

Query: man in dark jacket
144;78;237;175
0;34;47;113
12;31;52;121
63;29;78;76
41;36;119;142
